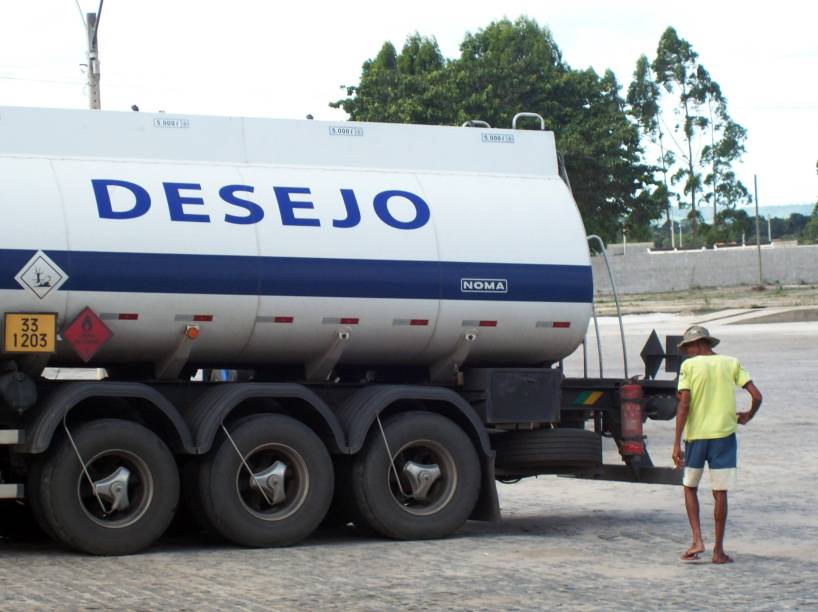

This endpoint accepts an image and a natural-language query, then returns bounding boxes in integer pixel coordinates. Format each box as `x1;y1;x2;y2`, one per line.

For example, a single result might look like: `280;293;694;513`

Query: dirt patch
594;283;818;316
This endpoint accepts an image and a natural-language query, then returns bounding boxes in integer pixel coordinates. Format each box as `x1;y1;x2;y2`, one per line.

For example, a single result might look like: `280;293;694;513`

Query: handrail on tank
512;112;545;130
461;120;491;128
586;235;629;379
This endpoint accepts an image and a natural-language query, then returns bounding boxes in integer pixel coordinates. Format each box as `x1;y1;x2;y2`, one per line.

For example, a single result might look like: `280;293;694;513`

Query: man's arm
737;381;763;425
672;390;690;468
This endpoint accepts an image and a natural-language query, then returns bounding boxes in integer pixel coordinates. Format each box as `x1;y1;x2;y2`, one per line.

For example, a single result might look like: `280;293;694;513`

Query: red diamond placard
62;307;113;363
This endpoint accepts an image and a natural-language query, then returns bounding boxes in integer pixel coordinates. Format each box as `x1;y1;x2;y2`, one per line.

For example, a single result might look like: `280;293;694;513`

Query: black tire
29;419;180;555
25;458;59;542
492;428;602;472
196;414;333;547
322;457;376;535
351;411;481;540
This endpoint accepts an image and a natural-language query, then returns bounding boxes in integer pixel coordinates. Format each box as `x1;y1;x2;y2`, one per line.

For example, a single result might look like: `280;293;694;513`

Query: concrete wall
591;242;818;295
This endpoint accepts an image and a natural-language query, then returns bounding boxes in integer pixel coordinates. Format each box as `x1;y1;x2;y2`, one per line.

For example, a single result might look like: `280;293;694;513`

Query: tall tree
627;54;675;246
451;17;567;128
331;35;453;125
332;18;661;243
650;27;748;238
557;68;660;239
652;28;713;236
701;88;751;219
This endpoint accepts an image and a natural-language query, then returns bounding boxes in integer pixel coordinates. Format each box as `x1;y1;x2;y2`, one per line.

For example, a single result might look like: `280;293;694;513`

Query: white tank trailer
0;107;679;555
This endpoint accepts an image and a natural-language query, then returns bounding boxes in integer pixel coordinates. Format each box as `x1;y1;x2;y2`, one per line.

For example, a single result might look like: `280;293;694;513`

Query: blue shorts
683;433;737;490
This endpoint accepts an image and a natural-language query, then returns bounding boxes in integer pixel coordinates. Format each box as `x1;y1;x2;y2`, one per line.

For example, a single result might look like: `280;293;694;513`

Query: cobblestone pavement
1;314;816;610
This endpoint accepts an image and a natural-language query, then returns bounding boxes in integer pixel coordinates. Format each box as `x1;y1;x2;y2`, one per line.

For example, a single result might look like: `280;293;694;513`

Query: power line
73;0;87;28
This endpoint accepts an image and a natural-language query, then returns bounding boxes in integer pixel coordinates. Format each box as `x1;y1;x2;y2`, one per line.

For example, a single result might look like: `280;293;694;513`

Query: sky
1;0;816;207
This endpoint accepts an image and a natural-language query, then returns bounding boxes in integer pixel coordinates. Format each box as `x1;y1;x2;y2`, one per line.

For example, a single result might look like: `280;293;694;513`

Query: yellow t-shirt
677;354;752;441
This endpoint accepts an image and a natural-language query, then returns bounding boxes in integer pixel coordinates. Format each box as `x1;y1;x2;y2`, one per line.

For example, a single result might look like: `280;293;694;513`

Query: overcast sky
1;0;816;207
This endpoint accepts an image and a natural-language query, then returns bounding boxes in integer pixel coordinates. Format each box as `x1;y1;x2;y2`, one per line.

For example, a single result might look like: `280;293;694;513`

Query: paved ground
1;312;817;610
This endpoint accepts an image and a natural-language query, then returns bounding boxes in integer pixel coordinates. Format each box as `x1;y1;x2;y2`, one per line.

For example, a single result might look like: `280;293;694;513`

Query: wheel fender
185;383;347;455
338;385;493;456
20;381;196;454
337;385;499;521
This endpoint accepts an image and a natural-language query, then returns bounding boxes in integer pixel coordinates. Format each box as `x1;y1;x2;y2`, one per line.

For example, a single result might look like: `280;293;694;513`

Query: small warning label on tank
15;251;68;299
481;133;514;144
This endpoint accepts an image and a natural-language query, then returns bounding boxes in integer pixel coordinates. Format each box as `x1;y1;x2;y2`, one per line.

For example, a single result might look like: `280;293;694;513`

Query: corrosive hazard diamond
14;250;68;300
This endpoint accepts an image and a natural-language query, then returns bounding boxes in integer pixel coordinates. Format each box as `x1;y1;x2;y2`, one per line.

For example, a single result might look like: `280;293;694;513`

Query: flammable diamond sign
62;307;113;363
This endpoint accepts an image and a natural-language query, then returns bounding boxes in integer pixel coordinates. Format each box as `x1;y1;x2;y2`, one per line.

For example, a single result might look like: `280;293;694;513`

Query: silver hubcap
236;444;309;521
388;440;456;516
402;461;442;502
77;450;153;528
249;460;288;506
93;465;132;512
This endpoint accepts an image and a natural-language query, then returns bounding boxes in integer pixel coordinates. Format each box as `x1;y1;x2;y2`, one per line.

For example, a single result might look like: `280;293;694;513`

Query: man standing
672;325;762;564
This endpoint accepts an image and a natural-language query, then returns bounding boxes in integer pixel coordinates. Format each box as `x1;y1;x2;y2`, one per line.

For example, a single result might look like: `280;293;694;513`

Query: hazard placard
3;313;57;353
62;307;113;363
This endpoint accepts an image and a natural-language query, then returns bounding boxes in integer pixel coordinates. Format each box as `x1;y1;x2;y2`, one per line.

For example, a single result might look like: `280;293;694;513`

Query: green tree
702;98;751;217
652;29;712;236
450;17;567;128
332;17;661;243
802;201;818;243
557;68;660;239
648;27;749;240
331;35;454;124
627;54;675;245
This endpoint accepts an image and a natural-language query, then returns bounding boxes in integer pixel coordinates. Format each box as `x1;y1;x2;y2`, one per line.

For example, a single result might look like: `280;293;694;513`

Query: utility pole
85;4;103;109
753;174;764;287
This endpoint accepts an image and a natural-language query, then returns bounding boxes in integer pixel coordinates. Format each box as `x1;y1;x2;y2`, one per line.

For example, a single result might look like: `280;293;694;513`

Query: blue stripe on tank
0;249;593;303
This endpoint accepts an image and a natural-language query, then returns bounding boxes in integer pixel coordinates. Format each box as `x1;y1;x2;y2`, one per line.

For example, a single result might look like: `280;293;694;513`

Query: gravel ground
1;312;816;610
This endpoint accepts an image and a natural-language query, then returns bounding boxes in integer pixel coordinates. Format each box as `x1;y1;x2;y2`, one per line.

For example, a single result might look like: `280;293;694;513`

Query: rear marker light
186;326;200;339
478;320;497;327
118;313;139;321
339;317;359;325
193;314;214;322
552;321;571;328
274;316;294;324
410;319;429;326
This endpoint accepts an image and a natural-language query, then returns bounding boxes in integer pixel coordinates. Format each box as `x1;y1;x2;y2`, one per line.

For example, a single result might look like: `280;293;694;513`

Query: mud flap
469;452;501;521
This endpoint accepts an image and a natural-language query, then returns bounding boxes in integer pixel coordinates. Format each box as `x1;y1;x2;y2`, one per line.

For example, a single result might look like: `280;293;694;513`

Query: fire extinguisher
620;381;644;456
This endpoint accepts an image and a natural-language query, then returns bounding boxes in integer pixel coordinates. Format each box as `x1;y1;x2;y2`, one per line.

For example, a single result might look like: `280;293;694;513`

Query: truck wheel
492;427;602;473
351;411;480;540
196;414;333;547
30;419;179;555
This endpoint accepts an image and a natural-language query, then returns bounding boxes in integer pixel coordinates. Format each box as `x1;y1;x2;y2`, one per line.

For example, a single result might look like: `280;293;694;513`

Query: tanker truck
0;106;680;555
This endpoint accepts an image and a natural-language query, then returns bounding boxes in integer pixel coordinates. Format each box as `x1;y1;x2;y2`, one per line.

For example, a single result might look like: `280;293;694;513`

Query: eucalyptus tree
652;27;715;235
650;27;749;237
627;54;675;245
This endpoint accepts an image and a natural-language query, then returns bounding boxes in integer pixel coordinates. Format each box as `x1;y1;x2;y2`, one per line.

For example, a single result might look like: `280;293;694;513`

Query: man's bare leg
712;490;733;563
682;485;705;559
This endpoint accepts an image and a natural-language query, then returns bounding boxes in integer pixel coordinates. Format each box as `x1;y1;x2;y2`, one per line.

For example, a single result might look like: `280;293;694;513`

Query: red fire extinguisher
620;382;644;456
